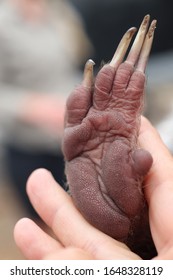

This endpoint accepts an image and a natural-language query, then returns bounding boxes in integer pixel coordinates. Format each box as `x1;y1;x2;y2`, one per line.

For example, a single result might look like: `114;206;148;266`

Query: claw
82;59;95;87
126;14;150;65
110;27;137;68
136;19;157;72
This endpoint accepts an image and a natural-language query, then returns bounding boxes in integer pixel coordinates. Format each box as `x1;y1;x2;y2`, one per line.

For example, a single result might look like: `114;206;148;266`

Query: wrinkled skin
62;16;157;259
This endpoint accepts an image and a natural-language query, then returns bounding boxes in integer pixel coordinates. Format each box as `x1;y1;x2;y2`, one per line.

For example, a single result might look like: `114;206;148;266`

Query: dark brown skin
62;15;157;259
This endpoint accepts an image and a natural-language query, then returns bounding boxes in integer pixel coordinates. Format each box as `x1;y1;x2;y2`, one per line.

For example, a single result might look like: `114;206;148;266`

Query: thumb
139;116;173;253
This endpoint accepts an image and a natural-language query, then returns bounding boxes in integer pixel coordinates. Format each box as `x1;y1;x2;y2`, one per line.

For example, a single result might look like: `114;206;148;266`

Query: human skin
14;118;173;260
62;15;157;259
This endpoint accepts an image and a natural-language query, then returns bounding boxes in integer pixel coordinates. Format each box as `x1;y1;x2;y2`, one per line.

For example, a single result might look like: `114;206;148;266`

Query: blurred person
0;0;92;217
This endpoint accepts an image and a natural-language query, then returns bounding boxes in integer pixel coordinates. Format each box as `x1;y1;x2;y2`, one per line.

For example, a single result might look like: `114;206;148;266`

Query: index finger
139;116;173;253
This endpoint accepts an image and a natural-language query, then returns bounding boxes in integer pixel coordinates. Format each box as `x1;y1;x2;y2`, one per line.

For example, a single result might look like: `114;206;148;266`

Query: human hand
139;116;173;260
14;117;173;259
13;168;140;260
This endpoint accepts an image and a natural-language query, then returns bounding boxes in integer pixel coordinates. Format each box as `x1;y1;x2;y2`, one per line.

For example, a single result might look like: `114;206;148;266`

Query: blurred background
0;0;173;259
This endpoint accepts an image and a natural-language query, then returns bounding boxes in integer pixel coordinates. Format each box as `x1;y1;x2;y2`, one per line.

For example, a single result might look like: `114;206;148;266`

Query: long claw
136;20;157;72
110;27;137;68
82;59;95;87
126;14;150;65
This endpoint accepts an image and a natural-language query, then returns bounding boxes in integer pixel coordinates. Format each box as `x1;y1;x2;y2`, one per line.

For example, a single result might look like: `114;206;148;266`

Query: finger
26;168;100;248
139;116;173;191
65;60;94;127
93;26;136;110
110;27;137;68
43;248;93;260
14;218;62;260
82;59;95;87
154;244;173;260
136;20;157;72
126;14;150;66
139;116;173;252
26;168;140;259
